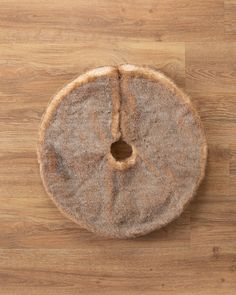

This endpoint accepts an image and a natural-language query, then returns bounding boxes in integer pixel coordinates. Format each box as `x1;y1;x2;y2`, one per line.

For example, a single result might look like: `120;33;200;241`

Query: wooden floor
0;1;236;294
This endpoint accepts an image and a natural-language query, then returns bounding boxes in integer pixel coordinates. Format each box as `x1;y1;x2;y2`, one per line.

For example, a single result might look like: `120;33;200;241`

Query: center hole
110;140;133;161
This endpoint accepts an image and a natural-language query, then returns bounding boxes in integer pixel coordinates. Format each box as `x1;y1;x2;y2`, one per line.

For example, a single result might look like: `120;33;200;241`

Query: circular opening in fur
110;140;133;161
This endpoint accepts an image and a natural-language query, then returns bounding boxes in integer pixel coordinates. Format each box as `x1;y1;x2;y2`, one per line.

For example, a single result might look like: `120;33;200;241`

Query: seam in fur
110;67;121;140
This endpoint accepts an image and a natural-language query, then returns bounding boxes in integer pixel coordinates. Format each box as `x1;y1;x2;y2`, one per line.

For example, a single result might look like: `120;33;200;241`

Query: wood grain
0;0;236;294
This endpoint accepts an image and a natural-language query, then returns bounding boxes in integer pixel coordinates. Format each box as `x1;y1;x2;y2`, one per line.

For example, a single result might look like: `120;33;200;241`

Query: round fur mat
38;64;207;238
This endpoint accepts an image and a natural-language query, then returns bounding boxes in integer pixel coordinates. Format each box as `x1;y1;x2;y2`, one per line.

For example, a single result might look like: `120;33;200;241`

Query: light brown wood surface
0;1;236;294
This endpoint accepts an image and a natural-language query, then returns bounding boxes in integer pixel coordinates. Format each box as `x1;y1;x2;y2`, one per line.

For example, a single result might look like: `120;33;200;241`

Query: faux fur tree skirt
38;65;207;238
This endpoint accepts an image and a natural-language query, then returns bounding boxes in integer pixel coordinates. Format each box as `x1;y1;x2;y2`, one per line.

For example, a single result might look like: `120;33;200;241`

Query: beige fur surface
38;64;207;238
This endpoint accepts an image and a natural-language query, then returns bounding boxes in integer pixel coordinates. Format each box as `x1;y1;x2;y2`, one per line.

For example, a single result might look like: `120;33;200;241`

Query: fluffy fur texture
38;64;207;238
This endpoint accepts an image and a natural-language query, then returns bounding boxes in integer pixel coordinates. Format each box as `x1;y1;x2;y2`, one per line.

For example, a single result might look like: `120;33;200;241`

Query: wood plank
0;248;235;295
0;42;185;92
190;200;236;246
224;0;236;39
190;92;236;124
186;42;236;93
0;0;224;42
